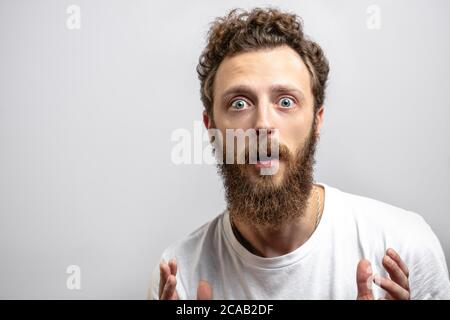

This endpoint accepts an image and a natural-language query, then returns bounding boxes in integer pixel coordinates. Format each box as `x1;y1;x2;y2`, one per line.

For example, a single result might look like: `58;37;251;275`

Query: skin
209;45;324;258
158;258;212;300
357;248;410;300
158;45;410;300
209;45;321;187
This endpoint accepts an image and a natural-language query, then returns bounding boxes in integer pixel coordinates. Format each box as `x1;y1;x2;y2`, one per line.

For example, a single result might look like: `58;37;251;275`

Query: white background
0;0;449;298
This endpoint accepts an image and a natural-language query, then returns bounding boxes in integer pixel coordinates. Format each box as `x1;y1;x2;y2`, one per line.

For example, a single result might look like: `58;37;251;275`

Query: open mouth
254;153;279;168
255;160;274;168
246;148;280;166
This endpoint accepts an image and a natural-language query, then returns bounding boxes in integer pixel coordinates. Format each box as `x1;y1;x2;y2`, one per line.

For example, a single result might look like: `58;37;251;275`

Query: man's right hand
159;258;212;300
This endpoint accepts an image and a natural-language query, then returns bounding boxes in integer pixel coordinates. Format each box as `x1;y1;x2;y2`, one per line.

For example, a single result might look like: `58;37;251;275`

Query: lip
255;159;279;169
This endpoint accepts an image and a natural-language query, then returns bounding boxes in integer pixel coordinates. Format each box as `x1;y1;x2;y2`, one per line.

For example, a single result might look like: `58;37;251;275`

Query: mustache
222;140;294;164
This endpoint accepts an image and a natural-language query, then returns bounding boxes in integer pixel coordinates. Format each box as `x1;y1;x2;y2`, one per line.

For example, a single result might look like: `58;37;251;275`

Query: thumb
356;259;374;300
196;280;213;300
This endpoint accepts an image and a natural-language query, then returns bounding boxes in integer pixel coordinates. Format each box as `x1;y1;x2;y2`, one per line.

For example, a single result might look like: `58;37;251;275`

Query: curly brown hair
196;7;330;117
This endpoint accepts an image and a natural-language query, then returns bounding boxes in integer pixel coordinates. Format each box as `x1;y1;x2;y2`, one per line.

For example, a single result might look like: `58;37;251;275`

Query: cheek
219;113;255;130
278;117;312;154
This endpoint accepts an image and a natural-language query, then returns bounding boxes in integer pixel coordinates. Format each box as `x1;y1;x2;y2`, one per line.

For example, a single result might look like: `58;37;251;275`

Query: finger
197;280;213;300
169;258;177;276
168;259;179;299
356;259;374;300
382;254;409;291
386;248;409;278
159;261;171;298
161;274;178;300
374;275;410;300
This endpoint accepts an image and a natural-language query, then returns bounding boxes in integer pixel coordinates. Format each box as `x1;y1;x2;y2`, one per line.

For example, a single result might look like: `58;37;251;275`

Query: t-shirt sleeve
408;216;450;300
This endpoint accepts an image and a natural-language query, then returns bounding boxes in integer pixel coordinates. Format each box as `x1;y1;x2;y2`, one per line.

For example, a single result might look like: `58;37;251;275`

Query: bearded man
148;7;450;300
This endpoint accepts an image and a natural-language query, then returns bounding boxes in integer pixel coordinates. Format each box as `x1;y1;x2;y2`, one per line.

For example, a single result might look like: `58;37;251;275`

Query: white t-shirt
149;182;450;300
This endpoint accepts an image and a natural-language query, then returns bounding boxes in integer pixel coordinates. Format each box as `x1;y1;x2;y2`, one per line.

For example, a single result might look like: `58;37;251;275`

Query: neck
231;184;324;258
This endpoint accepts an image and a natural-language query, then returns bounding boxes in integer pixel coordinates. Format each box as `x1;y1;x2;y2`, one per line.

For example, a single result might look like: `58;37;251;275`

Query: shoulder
160;211;225;261
323;183;442;262
326;184;450;299
329;184;429;239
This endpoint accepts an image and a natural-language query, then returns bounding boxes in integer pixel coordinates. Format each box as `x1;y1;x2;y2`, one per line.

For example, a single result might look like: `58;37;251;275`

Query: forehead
214;45;312;98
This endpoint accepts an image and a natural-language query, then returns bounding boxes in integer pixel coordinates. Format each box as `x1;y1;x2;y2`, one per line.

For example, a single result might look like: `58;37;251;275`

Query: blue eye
231;99;247;110
279;97;294;108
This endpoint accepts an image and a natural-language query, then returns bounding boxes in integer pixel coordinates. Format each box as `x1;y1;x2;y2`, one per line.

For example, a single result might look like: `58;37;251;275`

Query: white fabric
149;182;450;299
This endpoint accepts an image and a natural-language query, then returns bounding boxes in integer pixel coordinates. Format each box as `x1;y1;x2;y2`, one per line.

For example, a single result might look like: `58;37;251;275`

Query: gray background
0;0;449;299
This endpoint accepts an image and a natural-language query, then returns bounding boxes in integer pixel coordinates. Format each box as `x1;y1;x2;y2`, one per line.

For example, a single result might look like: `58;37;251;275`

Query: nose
254;101;275;136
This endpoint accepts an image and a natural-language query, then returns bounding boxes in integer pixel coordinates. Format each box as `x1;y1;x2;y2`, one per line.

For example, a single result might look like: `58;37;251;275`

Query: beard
215;120;319;230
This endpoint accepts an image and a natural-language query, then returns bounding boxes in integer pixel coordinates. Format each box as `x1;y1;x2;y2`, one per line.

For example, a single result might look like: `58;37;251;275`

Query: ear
203;111;210;129
314;105;325;135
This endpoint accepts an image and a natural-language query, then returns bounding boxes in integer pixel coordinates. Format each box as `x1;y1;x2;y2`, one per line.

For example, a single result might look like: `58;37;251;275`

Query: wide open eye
230;99;248;110
279;97;294;108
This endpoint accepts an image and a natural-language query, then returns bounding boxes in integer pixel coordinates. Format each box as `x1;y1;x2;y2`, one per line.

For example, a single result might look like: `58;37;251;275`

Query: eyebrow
220;84;306;105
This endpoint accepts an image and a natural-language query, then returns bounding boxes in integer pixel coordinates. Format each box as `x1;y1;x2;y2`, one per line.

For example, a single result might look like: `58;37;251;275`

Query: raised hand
159;258;213;300
356;248;410;300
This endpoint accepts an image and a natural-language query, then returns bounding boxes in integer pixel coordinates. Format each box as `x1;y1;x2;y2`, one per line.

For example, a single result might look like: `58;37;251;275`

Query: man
148;7;450;300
